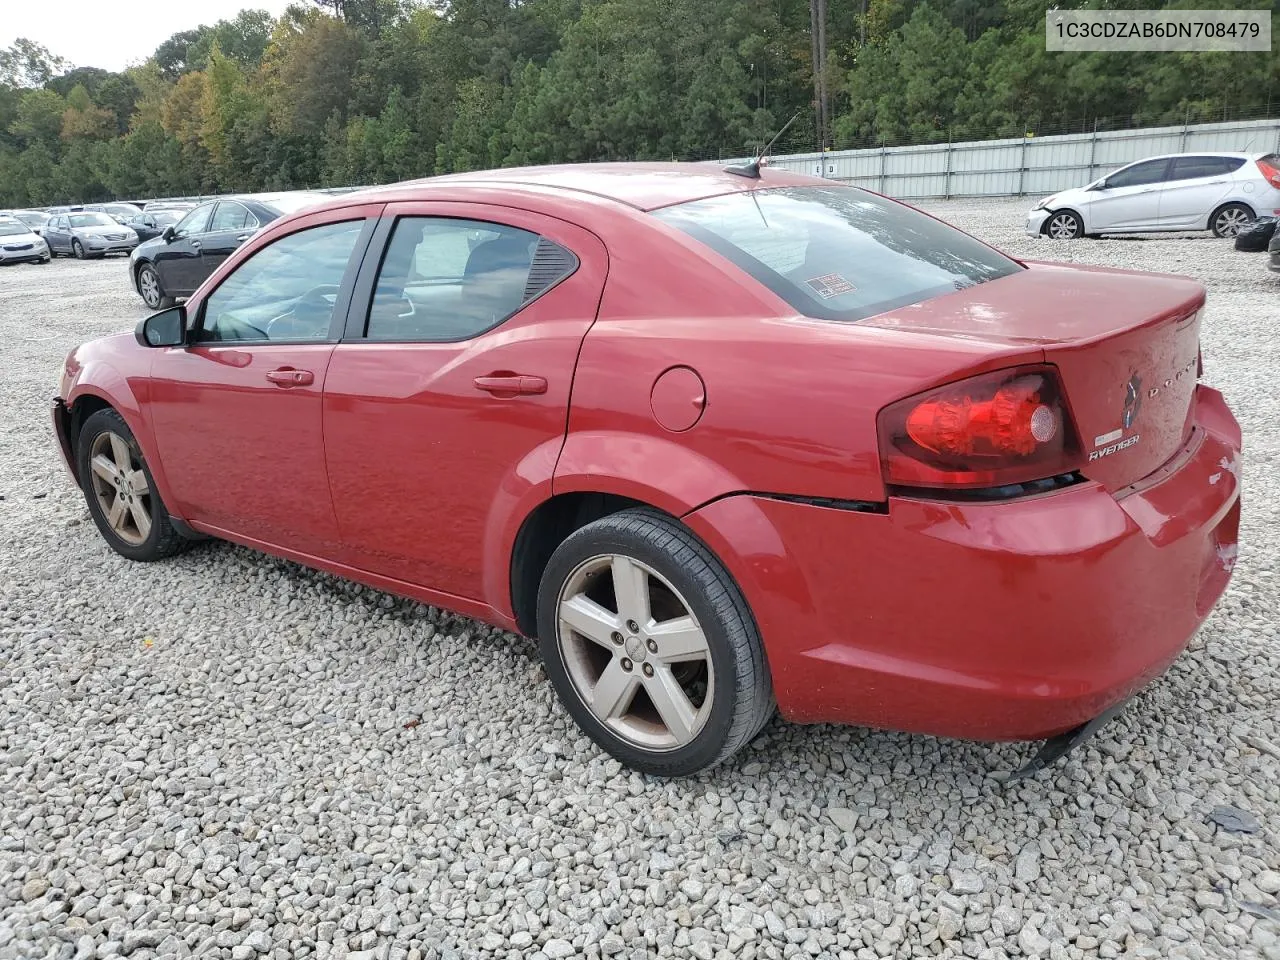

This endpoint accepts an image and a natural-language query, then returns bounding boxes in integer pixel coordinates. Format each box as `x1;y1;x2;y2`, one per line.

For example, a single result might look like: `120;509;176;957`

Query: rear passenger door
1157;156;1241;229
322;203;607;601
201;200;261;275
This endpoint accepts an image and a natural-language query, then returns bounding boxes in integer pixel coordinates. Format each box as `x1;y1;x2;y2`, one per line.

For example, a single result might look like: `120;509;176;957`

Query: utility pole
810;0;829;151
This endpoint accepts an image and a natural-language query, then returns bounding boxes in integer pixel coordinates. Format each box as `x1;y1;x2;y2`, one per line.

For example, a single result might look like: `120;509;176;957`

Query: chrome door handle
266;367;314;387
190;239;202;249
236;234;251;242
474;374;548;396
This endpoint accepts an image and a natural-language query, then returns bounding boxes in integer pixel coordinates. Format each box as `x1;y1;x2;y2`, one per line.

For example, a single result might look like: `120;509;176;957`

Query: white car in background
1026;152;1280;239
0;216;51;264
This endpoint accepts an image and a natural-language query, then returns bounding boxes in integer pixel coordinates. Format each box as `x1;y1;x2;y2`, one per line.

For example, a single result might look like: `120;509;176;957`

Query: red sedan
53;164;1242;777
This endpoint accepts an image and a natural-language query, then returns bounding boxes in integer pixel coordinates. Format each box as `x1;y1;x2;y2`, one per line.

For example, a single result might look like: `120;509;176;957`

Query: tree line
1;0;1276;207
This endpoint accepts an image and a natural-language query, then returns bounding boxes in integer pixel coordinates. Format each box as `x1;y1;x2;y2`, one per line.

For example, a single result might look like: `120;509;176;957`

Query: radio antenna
725;111;802;179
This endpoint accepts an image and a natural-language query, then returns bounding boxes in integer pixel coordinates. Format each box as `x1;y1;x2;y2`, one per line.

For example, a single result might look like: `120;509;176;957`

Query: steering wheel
264;284;341;339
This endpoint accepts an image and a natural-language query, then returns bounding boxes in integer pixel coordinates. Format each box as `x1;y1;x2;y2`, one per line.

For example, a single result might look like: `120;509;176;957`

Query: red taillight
1258;158;1280;190
878;365;1081;489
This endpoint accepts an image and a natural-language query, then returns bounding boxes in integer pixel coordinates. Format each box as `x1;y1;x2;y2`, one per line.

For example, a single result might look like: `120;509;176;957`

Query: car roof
1127;152;1258;162
350;161;825;213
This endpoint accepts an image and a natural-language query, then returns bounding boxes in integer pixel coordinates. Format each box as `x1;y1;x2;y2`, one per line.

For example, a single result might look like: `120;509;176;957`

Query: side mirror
161;225;176;243
1090;179;1110;191
136;306;186;348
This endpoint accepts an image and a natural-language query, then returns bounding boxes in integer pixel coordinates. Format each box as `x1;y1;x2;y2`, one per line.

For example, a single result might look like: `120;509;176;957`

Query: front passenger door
1087;158;1170;232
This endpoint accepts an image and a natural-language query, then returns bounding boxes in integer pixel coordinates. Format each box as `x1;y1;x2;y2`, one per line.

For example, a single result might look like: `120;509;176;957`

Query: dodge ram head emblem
1122;374;1142;429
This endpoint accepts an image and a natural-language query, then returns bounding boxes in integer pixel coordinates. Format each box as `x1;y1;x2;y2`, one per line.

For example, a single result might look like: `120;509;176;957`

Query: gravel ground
1;200;1278;960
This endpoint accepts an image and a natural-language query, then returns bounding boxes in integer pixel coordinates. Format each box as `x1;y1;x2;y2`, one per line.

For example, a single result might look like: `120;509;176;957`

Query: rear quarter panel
558;218;1042;508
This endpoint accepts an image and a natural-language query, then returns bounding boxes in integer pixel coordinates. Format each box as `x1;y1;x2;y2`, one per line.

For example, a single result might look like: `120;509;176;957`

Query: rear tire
77;408;188;562
1210;202;1253;239
1044;210;1084;239
136;263;174;309
537;508;773;777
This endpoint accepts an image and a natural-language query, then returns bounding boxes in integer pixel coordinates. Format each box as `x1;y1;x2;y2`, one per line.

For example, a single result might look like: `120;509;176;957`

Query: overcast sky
2;1;299;73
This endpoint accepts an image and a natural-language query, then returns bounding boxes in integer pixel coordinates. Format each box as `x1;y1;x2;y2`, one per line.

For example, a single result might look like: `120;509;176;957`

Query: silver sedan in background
43;211;139;259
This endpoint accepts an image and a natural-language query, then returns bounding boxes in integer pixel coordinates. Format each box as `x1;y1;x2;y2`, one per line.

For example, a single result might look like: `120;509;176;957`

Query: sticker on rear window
805;273;856;300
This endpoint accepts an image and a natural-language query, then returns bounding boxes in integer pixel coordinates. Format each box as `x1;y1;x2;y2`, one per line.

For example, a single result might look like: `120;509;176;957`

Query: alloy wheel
1214;207;1250;238
139;267;161;308
556;554;715;751
73;240;84;260
1047;213;1080;239
87;430;152;546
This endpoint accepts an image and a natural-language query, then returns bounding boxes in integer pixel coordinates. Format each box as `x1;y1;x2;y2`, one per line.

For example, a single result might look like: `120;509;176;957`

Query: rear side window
1170;156;1243;179
210;202;258;233
364;217;578;342
653;186;1021;322
1106;159;1171;188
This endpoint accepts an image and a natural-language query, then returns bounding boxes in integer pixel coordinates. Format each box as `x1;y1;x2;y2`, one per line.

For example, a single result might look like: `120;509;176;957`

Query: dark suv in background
128;193;328;308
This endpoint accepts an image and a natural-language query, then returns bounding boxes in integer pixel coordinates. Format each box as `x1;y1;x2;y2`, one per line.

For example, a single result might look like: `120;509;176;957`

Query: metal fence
743;117;1280;200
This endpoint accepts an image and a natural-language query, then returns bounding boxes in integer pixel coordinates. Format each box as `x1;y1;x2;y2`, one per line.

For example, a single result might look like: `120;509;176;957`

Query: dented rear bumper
684;384;1242;744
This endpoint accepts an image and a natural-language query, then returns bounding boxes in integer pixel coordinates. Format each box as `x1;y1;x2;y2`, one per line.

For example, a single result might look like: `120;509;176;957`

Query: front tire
72;239;86;260
1211;202;1253;239
136;263;174;309
77;408;188;562
1044;210;1084;239
537;509;773;777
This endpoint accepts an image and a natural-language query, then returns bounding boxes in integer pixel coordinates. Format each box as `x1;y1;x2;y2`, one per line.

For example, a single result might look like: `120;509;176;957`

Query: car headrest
464;236;533;281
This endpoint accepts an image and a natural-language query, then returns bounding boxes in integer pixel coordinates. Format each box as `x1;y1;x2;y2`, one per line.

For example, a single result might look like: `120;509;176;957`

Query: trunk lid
863;262;1203;491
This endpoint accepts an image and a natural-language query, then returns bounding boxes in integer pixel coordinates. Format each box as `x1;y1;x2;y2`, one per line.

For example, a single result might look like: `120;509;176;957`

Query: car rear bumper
684;384;1242;741
1025;208;1050;236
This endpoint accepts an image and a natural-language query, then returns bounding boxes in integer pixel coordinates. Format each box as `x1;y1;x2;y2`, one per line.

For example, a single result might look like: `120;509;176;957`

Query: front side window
210;202;257;233
1106;159;1170;189
653;186;1021;322
364;217;577;341
174;204;215;238
198;220;364;343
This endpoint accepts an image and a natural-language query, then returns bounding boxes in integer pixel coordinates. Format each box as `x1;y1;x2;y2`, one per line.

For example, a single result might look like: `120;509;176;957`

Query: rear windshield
653;185;1022;321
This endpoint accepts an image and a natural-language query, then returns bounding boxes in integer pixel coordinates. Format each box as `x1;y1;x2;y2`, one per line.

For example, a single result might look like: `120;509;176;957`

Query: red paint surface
55;163;1243;742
